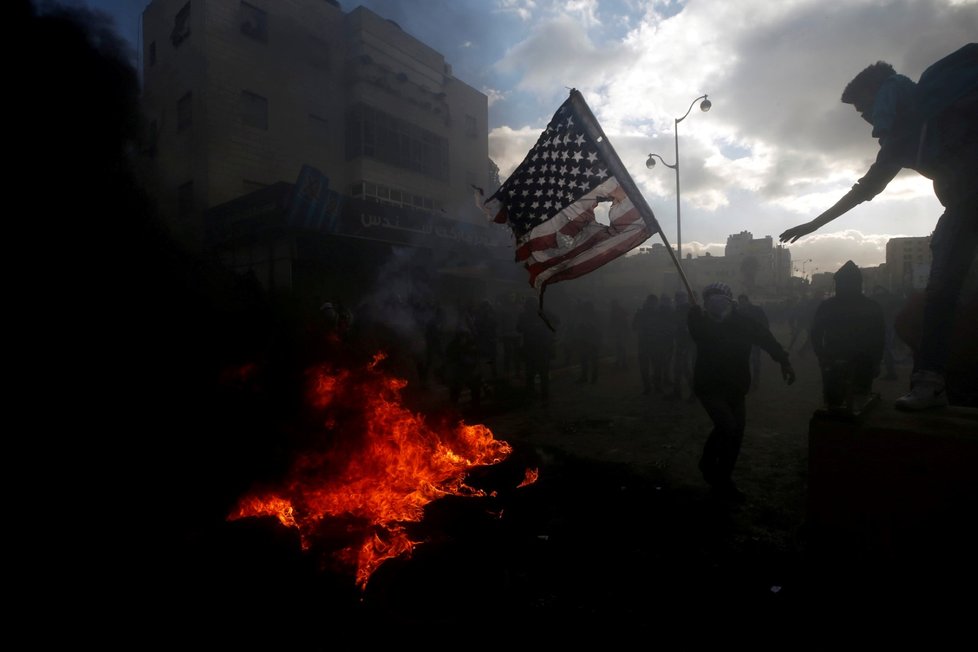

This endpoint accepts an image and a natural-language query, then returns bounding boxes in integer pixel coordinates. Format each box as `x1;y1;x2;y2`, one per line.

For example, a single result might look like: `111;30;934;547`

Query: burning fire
228;352;534;589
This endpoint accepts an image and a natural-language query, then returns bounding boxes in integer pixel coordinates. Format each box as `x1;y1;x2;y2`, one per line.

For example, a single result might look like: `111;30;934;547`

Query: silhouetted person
574;300;600;383
517;298;556;404
689;283;796;503
737;294;769;391
670;291;694;400
499;300;522;378
788;292;821;356
810;261;886;411
473;299;499;379
895;284;978;408
445;321;483;409
609;298;629;370
633;294;658;394
780;44;978;410
870;285;903;380
655;294;676;390
420;304;447;388
318;298;352;340
786;297;803;350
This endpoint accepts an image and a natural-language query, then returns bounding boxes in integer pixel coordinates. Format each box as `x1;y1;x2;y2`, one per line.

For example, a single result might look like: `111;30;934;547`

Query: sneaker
895;370;948;411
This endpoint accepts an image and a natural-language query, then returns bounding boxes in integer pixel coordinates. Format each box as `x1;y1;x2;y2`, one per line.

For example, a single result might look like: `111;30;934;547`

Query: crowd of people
332;285;904;406
312;276;942;417
313;267;975;502
23;2;972;639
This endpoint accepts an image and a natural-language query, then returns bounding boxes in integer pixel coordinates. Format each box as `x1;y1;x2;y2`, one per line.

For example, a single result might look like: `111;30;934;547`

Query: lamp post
794;258;813;281
646;94;711;261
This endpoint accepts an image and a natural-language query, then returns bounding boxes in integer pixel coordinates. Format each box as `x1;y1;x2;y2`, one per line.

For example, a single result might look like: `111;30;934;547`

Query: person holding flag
688;282;796;503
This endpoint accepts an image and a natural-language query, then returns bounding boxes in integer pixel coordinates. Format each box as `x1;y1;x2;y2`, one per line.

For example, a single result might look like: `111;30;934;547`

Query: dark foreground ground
154;324;976;649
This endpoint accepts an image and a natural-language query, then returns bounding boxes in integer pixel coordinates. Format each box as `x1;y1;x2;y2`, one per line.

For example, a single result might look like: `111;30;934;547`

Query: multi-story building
722;230;791;297
607;231;791;302
140;0;513;302
885;236;932;295
810;271;834;296
572;229;793;309
860;264;889;295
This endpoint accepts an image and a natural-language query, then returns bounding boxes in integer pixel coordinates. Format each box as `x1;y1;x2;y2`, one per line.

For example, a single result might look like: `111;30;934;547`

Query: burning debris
228;351;536;588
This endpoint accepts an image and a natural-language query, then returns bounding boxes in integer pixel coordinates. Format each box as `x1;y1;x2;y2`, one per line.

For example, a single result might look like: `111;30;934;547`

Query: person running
688;282;796;502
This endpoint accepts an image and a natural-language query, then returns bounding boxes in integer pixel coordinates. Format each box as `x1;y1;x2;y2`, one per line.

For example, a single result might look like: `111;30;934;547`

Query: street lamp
646;94;712;261
793;258;813;281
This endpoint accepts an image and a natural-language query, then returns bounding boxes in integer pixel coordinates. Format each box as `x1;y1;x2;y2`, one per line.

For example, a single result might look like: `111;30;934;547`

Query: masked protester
688;283;796;503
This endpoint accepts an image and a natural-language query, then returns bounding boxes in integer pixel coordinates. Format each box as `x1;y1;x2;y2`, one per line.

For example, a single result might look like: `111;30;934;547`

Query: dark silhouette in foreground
16;3;361;644
810;261;885;415
895;287;978;408
779;44;978;410
517;298;556;404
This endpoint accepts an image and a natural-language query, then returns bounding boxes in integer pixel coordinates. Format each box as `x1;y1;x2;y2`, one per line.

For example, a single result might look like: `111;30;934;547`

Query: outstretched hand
781;361;796;386
779;221;816;244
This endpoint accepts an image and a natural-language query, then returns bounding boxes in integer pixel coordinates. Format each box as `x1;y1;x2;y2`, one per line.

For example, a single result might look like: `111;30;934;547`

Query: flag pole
567;89;698;305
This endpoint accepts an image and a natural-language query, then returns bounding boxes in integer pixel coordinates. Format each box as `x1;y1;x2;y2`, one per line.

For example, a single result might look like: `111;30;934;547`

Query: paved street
170;317;975;648
474;320;914;552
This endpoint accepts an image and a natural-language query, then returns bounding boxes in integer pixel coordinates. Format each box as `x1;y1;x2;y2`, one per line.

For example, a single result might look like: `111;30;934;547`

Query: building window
149;41;156;66
239;2;267;43
171;1;191;48
177;91;192;132
345;104;448;181
241;90;268;130
178;181;194;217
464;114;477;137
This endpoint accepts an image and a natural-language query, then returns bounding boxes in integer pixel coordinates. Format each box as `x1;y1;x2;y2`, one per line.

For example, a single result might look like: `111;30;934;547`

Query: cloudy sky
61;0;976;278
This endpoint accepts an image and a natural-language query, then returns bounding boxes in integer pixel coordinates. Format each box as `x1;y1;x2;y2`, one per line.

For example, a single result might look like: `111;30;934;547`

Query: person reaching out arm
779;46;978;410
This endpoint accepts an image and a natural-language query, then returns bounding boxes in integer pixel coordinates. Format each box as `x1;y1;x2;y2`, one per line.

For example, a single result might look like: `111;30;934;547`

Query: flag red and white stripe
478;90;658;289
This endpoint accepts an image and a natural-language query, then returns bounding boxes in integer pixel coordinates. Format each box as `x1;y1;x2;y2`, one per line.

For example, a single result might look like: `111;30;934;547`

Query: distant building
140;0;512;301
885;236;932;295
810;271;834;296
721;230;791;298
573;229;792;306
591;243;679;303
860;263;889;294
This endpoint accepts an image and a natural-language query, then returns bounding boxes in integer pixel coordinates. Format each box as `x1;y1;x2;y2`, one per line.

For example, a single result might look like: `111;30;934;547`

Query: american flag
479;89;659;289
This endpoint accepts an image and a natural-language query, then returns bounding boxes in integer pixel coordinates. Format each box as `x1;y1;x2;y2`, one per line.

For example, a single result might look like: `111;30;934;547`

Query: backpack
913;43;978;177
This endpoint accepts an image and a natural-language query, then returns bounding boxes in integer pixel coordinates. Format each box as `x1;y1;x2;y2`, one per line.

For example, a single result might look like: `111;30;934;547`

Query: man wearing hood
810;261;886;411
688;283;796;502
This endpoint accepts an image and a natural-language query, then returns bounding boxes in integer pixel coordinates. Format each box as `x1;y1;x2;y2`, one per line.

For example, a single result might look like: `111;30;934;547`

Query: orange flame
228;352;517;589
517;468;539;488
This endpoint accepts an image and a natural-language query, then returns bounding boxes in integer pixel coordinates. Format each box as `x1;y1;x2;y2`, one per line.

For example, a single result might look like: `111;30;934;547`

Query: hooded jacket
810;261;886;365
